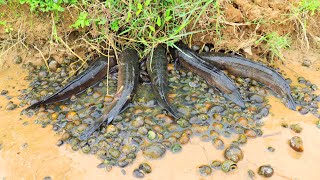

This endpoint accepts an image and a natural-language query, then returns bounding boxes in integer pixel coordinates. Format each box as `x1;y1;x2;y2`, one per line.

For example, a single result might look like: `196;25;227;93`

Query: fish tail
286;94;296;111
164;103;183;119
25;100;43;110
79;113;117;140
224;91;245;108
79;120;103;140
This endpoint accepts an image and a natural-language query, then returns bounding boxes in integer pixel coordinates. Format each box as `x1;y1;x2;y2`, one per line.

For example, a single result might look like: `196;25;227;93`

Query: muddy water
0;56;319;180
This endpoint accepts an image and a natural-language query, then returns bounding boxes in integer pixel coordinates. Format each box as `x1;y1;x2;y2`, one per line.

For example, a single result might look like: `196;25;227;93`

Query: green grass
256;32;291;61
296;0;320;15
19;0;77;12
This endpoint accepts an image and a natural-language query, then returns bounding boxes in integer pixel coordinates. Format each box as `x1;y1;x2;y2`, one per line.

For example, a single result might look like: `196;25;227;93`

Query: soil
0;1;320;180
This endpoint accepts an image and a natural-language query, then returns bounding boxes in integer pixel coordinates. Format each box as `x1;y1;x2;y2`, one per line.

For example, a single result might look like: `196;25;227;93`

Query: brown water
0;53;319;180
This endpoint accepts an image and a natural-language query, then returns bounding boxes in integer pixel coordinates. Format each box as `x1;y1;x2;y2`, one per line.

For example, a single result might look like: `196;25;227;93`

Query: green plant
297;0;320;15
256;32;291;60
19;0;77;12
70;12;90;29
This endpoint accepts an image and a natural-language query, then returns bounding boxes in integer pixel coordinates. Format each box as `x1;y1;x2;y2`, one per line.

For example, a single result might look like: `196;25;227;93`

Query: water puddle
0;54;319;179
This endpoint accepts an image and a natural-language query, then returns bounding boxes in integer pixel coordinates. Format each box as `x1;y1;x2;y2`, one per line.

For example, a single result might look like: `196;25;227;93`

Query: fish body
172;42;245;108
200;52;296;110
79;49;139;140
26;56;116;109
147;45;182;118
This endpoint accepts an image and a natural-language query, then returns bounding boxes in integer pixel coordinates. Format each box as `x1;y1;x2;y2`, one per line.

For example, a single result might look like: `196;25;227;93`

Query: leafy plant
19;0;77;12
70;12;90;29
256;32;291;60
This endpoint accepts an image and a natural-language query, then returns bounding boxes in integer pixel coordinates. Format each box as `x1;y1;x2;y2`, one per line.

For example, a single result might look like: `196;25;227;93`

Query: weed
19;0;77;12
256;32;291;60
70;12;90;29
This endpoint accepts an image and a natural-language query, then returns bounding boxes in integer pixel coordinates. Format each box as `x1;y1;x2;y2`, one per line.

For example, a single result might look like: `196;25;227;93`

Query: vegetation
0;0;319;63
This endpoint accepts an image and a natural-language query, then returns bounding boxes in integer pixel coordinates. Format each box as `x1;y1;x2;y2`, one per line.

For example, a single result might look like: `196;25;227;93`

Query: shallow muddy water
0;51;320;180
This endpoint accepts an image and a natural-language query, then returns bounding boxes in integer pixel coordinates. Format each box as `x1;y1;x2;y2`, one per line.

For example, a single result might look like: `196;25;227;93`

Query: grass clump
19;0;77;12
256;32;291;61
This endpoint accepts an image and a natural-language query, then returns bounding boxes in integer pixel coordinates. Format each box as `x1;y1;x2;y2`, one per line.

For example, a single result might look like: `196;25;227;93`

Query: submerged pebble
143;143;166;159
6;101;17;110
139;163;152;174
258;165;274;178
198;165;212;176
289;136;304;152
133;169;145;178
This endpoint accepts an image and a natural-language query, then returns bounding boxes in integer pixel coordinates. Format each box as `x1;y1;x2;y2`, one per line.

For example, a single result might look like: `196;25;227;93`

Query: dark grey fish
171;41;245;108
26;56;117;109
79;48;140;140
199;52;296;110
147;45;182;118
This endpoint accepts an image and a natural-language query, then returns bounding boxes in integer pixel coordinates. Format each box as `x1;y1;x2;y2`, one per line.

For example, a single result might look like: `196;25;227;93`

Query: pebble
289;136;304;152
198;165;212;176
5;101;17;110
133;169;145;178
192;45;200;51
14;56;22;64
48;60;58;71
302;59;311;67
143;143;166;159
139;163;152;174
0;90;8;95
258;165;274;178
43;176;52;180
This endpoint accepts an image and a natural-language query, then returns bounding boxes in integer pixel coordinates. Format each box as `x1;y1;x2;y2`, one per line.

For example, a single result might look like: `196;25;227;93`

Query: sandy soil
0;47;319;180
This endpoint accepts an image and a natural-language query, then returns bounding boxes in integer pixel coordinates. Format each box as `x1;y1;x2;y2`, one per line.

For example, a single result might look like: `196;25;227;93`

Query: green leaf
148;25;155;32
156;16;161;26
144;0;151;7
111;20;119;32
126;11;132;22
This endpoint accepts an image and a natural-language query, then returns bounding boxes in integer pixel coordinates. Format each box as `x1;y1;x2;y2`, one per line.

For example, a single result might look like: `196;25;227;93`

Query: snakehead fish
147;45;182;118
79;48;140;140
171;41;245;108
199;52;296;110
26;56;117;109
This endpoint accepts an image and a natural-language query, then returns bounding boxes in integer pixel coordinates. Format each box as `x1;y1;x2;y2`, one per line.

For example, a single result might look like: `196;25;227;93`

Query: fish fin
224;91;245;108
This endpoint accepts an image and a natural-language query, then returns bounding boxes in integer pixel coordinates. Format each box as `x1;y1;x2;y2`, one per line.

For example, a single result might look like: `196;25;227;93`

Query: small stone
139;163;152;174
302;59;311;67
204;45;210;52
248;169;255;179
289;136;304;152
267;146;275;152
192;45;200;51
171;143;182;153
143;143;166;159
133;169;144;178
108;148;121;158
14;56;22;64
121;169;126;175
5;101;17;110
43;176;52;180
0;90;8;95
290;124;303;133
258;165;274;178
38;71;47;78
48;60;58;72
21;143;28;149
298;107;309;115
198;165;212;176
